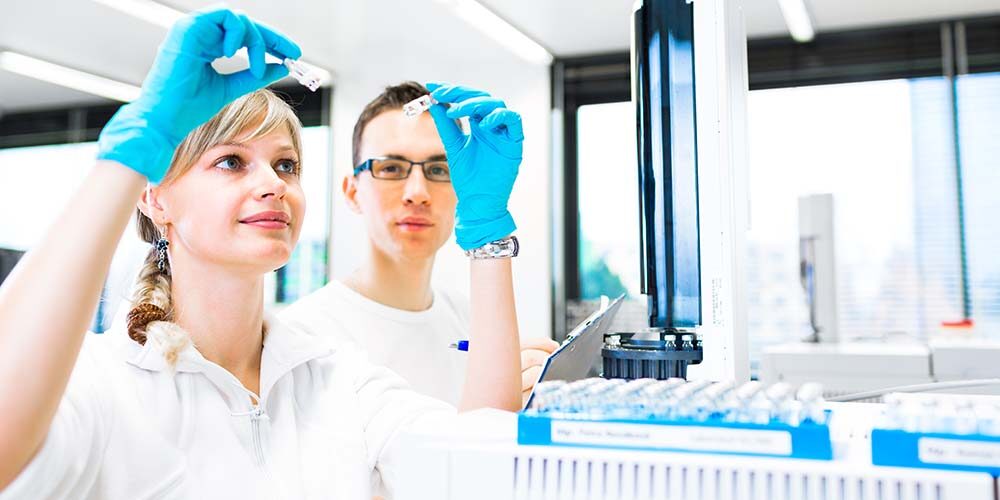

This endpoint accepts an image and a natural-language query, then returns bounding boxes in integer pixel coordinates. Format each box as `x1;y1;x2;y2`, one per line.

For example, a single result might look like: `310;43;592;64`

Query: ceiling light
436;0;553;65
90;0;182;29
777;0;815;43
0;51;141;102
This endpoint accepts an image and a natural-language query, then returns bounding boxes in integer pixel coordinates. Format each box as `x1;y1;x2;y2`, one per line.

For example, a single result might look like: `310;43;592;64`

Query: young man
281;82;558;407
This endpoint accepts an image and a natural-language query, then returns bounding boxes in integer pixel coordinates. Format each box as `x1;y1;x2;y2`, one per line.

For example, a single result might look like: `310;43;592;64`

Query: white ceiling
2;0;999;113
476;0;1000;55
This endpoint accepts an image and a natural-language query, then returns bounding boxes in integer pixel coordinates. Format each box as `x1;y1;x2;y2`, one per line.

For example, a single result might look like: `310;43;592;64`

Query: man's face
346;109;457;261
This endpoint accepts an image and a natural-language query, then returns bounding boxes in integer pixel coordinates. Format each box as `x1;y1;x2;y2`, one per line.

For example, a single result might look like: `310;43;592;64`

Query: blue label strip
517;413;833;460
871;429;1000;476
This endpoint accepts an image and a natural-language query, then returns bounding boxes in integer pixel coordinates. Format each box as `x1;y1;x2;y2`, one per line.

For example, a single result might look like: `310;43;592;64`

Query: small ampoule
530;380;567;412
404;95;437;117
795;383;826;424
952;400;978;435
748;393;776;425
974;403;1000;435
283;58;322;92
691;381;734;421
723;381;762;422
881;393;903;430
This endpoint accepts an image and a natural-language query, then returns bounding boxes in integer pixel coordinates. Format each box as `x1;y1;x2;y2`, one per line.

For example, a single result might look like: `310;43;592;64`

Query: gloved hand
426;82;522;251
98;7;301;183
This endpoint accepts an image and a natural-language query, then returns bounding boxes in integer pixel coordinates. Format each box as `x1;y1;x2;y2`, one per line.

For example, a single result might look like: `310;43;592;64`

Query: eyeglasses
353;157;451;183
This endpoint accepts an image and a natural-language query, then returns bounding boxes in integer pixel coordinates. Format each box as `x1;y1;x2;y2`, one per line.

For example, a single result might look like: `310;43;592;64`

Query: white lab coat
0;314;454;499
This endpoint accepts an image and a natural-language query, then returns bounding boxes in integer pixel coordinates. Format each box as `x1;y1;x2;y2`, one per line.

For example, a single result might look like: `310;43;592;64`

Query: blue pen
448;340;470;352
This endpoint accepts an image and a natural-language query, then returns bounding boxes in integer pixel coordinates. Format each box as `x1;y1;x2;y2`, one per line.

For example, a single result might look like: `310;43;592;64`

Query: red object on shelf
940;319;975;328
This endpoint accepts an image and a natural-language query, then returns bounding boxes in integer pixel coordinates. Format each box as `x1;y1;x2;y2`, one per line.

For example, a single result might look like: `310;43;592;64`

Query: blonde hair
126;90;303;365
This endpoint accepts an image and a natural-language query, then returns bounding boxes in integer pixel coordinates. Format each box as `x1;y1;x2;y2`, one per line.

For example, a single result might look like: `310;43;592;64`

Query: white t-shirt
0;315;454;500
280;280;469;406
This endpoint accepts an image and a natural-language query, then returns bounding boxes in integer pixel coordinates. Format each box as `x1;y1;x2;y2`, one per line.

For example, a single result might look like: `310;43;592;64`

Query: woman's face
156;127;305;275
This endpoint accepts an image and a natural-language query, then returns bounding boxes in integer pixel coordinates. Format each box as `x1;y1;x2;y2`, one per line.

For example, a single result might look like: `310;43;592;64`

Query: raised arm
426;83;526;412
0;8;300;489
0;163;146;490
463;258;522;411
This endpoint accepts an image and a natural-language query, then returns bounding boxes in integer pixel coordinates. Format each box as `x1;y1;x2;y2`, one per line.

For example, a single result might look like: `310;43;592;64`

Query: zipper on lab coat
250;405;268;467
248;403;284;500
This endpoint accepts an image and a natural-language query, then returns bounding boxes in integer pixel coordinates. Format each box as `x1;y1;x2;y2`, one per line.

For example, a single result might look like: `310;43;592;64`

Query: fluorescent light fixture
90;0;182;29
436;0;553;66
777;0;815;43
90;0;334;84
0;51;141;102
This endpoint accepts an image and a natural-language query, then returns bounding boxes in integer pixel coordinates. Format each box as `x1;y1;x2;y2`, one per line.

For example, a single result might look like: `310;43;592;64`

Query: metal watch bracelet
464;236;519;259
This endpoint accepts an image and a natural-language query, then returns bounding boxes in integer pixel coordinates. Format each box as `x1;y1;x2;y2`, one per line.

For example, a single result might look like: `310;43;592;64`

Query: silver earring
155;232;169;272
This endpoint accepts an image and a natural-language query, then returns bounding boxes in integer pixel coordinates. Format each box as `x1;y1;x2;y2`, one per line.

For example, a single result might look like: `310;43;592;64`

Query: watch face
467;236;518;258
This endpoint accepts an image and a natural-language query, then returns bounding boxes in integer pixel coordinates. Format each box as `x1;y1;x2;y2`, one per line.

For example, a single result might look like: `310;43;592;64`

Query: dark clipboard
523;295;625;409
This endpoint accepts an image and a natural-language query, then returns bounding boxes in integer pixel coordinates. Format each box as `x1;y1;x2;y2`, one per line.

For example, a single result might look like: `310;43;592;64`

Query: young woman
0;8;522;499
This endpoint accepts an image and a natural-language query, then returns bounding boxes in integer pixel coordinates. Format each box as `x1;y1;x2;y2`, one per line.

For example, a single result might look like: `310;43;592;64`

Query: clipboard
524;295;625;409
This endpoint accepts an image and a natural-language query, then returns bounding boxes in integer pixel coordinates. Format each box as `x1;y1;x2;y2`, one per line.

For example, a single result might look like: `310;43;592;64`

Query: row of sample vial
880;392;1000;436
528;377;828;427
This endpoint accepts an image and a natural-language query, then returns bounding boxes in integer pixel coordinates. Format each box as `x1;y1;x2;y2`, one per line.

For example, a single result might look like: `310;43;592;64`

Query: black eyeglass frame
353;157;451;182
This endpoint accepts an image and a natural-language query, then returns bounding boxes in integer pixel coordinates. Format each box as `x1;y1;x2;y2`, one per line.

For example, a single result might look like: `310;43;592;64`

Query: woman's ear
342;175;362;215
137;186;170;225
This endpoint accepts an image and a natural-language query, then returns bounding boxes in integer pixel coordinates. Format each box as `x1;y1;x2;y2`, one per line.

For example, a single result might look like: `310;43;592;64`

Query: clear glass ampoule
403;95;437;117
283;58;322;92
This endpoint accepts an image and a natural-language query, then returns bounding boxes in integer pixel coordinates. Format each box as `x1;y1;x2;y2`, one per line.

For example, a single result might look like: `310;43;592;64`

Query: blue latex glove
426;82;523;251
97;8;301;183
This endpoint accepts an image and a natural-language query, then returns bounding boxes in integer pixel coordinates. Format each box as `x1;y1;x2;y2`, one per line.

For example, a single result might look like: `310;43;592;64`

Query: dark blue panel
633;0;701;328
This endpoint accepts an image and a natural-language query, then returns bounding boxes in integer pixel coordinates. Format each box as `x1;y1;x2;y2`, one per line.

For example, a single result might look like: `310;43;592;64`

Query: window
746;71;1000;357
0;142;98;251
745;78;967;360
742;18;1000;364
0;141;143;331
958;71;1000;337
575;102;640;300
273;125;331;303
552;54;635;337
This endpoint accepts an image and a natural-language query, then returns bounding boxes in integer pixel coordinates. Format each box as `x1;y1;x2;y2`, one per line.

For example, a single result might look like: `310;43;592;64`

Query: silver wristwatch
465;236;519;259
